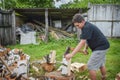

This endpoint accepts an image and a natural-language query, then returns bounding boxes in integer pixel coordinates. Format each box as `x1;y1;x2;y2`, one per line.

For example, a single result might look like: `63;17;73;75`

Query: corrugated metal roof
14;8;88;19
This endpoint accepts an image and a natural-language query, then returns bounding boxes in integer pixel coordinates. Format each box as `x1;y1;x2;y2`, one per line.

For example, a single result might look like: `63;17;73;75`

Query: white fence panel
91;22;112;37
113;22;120;37
88;4;120;37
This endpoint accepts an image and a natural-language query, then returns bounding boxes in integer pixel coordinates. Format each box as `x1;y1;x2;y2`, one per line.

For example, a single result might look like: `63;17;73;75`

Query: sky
54;0;73;8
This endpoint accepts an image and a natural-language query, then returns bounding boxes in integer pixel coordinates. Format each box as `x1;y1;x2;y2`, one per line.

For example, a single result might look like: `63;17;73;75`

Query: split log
71;62;87;72
0;48;10;57
33;20;74;37
67;59;71;76
58;47;71;76
45;71;75;80
50;50;56;63
115;72;120;80
56;32;66;38
50;31;60;40
41;63;55;72
64;47;71;76
50;31;66;39
32;65;39;73
34;24;45;32
40;50;56;72
42;50;56;64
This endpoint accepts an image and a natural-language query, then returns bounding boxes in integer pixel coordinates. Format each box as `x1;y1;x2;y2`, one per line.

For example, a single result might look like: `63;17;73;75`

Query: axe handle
67;59;71;76
64;47;70;56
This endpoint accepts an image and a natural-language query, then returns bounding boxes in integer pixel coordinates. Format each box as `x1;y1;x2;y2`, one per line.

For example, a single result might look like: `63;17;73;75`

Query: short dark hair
72;13;84;23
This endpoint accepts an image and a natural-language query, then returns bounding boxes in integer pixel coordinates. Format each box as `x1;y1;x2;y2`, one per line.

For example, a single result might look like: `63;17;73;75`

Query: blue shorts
87;49;108;70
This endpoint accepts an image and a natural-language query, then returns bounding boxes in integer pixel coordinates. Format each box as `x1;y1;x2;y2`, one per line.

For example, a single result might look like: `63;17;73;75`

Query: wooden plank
11;11;16;45
71;62;87;72
33;20;74;37
50;50;56;63
67;59;71;76
44;8;49;42
0;57;12;74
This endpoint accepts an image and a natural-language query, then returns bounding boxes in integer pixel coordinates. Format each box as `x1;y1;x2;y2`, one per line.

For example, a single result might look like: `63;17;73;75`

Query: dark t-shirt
80;22;110;51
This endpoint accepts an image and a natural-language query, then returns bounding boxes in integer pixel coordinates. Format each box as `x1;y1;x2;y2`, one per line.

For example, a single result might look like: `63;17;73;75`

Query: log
45;71;75;80
33;20;74;37
43;50;56;64
116;72;120;80
50;31;60;40
45;8;49;42
64;47;71;76
71;62;87;72
32;65;39;73
50;50;56;63
0;48;10;57
34;24;44;32
41;63;55;72
62;23;72;31
60;47;71;76
40;50;56;72
67;59;71;76
0;57;12;74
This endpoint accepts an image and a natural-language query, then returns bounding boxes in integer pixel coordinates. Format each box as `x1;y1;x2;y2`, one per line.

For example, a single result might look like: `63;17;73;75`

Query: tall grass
8;38;120;80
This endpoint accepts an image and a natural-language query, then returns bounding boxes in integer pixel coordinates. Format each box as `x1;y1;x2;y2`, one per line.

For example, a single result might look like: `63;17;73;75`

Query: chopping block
45;71;75;80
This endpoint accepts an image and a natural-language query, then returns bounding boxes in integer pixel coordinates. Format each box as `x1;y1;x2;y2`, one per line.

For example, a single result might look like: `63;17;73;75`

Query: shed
14;8;88;42
0;8;88;45
14;8;88;29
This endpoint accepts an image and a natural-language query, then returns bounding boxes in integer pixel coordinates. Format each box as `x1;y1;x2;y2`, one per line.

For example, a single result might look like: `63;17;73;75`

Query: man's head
72;13;85;29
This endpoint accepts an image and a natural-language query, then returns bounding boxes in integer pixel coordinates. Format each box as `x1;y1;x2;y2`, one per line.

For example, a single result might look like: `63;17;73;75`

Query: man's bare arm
83;43;89;55
71;39;86;57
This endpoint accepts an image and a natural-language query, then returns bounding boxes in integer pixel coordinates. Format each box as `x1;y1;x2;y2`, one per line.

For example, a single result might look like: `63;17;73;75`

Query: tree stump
45;71;75;80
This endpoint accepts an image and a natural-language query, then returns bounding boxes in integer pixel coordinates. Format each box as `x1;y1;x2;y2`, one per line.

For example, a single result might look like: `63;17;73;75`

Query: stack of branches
17;20;75;42
32;20;74;40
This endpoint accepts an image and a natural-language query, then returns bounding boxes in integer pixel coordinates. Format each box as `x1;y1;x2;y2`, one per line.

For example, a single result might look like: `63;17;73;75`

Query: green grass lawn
8;38;120;80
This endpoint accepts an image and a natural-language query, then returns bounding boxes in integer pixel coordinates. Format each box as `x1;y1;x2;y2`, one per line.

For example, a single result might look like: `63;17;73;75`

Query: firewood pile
0;46;30;80
30;47;89;80
0;44;90;80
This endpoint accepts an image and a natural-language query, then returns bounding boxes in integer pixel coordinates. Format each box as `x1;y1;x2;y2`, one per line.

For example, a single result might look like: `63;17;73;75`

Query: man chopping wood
65;13;110;80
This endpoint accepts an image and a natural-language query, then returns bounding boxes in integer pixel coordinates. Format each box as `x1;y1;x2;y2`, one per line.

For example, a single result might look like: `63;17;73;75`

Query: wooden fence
0;10;16;46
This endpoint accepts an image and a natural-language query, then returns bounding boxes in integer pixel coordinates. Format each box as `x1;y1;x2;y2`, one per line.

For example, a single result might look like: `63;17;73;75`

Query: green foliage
106;39;120;79
1;0;120;9
60;0;120;8
60;0;89;8
0;0;16;9
0;0;55;9
16;0;55;8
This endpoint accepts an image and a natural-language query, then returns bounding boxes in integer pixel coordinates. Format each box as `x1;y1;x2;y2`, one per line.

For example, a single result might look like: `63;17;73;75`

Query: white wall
53;20;62;28
88;4;120;37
